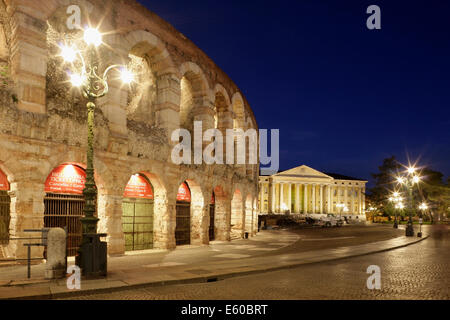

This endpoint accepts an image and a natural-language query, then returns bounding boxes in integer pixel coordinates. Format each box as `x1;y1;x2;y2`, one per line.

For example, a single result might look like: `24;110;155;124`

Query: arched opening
245;195;253;236
231;189;244;240
127;46;157;126
176;182;192;246
209;191;216;241
0;169;10;246
122;173;155;251
44;163;94;257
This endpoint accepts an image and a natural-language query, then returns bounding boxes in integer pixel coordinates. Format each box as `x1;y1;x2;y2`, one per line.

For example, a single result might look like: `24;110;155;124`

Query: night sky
137;0;450;186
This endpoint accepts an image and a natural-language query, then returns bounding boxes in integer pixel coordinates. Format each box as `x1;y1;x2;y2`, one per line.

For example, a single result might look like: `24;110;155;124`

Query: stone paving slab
0;230;428;300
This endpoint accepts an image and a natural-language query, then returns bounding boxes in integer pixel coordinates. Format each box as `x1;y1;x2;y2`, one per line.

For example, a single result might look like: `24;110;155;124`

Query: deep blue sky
137;0;450;185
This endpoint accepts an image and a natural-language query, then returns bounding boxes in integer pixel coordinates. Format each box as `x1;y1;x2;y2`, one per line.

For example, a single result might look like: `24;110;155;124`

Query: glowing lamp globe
84;28;102;47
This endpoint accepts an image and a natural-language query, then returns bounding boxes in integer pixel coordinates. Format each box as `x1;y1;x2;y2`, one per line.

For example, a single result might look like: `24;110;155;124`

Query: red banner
0;169;9;191
124;175;154;199
45;164;86;195
211;192;215;205
177;182;191;202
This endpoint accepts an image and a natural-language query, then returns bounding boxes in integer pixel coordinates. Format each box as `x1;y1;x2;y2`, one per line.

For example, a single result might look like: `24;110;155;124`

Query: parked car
317;214;344;228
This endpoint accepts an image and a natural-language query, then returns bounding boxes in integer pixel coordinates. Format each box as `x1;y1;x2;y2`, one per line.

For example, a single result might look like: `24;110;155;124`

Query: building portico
259;165;367;218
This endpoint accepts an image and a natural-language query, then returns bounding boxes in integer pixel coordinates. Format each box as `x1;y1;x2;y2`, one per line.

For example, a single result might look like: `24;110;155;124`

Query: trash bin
76;233;107;278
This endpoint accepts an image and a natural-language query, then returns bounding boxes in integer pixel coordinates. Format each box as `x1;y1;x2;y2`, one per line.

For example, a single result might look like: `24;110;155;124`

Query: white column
295;184;300;213
320;185;324;214
280;183;284;212
271;182;276;213
358;187;362;214
350;187;355;214
312;185;316;213
287;183;292;213
362;187;366;214
344;185;348;212
327;185;332;213
303;184;308;214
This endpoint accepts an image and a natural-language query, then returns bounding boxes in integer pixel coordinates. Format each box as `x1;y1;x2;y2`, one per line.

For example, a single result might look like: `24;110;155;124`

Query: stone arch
232;92;246;130
139;171;170;250
231;189;244;239
179;62;211;134
214;84;232;129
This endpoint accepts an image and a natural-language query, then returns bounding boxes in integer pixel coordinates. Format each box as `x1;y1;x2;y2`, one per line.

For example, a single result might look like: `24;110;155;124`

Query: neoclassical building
259;166;367;218
0;0;259;259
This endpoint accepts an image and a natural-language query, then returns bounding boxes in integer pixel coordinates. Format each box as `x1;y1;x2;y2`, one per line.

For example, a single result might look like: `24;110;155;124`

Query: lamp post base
405;224;415;237
393;220;398;229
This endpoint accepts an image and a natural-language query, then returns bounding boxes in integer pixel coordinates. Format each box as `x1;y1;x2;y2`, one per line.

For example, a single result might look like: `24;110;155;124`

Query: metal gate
176;202;191;245
209;204;215;241
122;199;154;251
0;191;10;244
44;193;85;256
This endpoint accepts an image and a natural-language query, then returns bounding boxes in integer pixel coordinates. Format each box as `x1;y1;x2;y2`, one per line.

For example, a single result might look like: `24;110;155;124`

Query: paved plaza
61;225;449;300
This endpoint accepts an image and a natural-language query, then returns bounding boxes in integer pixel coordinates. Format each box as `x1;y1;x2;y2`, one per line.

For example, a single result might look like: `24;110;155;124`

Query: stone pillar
215;194;231;241
271;182;276;213
303;184;308;214
358;188;362;214
45;228;67;280
327;185;332;213
7;180;45;259
279;183;284;212
97;193;126;255
350;187;355;214
312;185;316;213
320;185;324;214
10;8;47;114
344;185;348;211
287;183;292;213
362;187;366;215
295;184;300;214
155;73;181;143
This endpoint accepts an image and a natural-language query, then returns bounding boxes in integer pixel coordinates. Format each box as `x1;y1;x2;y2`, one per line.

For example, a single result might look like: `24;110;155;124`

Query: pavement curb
1;233;429;300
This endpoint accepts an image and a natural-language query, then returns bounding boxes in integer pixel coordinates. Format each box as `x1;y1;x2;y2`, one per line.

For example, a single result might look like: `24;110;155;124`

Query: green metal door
123;199;154;251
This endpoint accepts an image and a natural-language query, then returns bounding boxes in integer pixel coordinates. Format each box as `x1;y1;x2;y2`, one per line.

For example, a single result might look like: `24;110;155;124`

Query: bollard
45;228;67;280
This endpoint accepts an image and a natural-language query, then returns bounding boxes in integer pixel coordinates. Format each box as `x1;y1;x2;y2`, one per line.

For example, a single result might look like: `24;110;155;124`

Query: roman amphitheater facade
0;0;259;259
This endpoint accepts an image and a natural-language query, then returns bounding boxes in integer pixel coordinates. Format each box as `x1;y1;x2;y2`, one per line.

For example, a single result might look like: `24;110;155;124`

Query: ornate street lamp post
58;27;134;274
396;167;421;237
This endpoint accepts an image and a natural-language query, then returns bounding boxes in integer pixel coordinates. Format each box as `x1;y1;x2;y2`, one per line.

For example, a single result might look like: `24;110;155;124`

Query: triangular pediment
275;165;333;180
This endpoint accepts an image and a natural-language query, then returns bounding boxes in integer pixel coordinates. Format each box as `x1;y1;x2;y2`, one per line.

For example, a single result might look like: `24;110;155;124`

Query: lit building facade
0;0;259;259
259;165;367;218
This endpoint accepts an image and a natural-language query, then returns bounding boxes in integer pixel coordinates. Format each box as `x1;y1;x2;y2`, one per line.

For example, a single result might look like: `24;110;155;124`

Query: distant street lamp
396;166;422;237
418;202;428;238
57;26;134;276
389;191;403;229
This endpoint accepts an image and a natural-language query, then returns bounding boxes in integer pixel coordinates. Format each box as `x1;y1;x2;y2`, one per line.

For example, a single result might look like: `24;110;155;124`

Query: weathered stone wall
0;0;259;258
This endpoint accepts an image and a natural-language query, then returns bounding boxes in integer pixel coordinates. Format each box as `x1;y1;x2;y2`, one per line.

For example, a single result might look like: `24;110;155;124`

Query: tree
370;156;402;213
419;168;450;223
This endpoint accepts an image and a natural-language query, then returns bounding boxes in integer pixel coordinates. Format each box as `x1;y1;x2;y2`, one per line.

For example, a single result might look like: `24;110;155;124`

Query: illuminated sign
0;169;9;191
45;164;86;195
177;182;191;202
124;174;154;199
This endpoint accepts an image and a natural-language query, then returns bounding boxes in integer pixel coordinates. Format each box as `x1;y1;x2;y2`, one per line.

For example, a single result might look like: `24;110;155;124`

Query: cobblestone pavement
62;225;449;300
